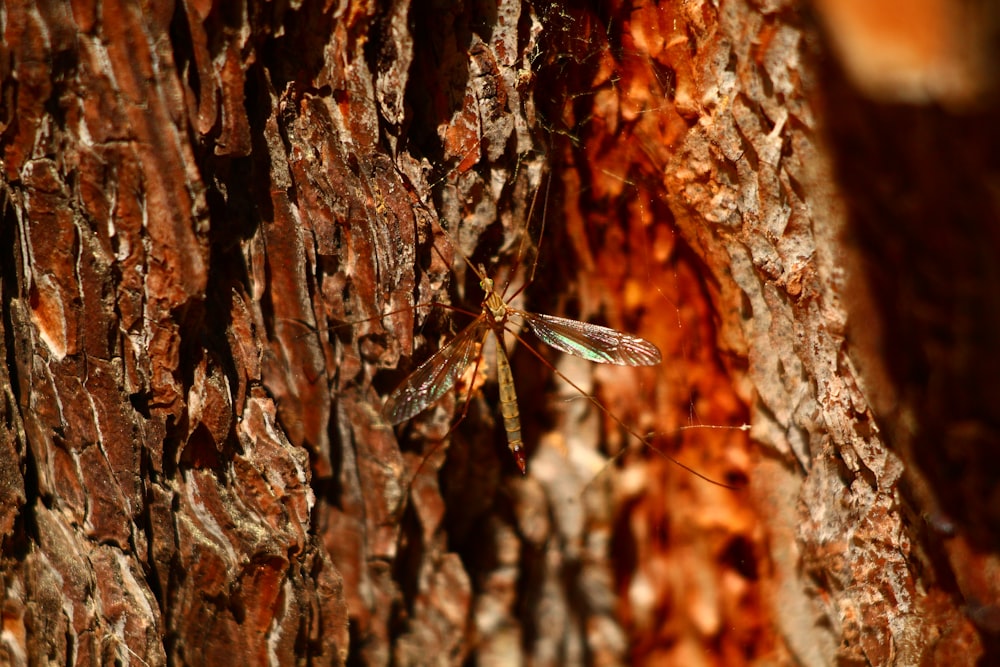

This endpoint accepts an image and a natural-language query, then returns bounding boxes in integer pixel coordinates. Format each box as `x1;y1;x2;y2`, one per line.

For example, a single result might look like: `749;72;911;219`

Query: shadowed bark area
1;1;997;666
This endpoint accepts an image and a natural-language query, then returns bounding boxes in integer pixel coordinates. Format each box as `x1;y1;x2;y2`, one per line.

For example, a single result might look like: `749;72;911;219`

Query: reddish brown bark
1;1;998;666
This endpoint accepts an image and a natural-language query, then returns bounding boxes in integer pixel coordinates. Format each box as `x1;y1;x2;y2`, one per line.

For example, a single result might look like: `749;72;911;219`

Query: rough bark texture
1;1;998;666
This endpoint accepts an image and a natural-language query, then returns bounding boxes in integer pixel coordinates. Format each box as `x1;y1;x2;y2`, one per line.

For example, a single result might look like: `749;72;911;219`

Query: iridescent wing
383;317;489;424
519;311;662;366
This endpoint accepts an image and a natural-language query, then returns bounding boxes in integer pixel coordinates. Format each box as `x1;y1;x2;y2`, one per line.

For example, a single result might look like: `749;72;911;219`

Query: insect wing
521;311;662;366
383;318;489;424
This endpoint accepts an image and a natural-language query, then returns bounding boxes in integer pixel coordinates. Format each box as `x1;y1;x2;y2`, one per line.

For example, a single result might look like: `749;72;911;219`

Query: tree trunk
1;1;997;665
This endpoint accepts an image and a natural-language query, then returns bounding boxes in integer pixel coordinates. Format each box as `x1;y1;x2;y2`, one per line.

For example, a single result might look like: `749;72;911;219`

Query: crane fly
382;262;662;474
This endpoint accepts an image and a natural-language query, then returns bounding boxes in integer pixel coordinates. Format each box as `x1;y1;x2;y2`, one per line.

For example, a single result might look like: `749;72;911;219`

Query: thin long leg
506;327;738;489
504;171;552;303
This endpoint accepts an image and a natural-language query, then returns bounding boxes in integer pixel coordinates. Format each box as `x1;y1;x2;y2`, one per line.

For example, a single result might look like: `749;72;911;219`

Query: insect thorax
480;277;508;325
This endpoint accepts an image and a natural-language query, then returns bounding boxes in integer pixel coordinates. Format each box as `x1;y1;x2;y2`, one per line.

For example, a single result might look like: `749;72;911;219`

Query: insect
379;156;736;489
382;254;663;474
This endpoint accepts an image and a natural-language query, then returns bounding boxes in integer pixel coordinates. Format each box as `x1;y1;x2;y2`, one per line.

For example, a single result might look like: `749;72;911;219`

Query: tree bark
1;1;997;666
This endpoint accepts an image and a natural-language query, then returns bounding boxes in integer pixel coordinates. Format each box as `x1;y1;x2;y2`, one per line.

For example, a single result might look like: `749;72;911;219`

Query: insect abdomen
494;334;525;474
